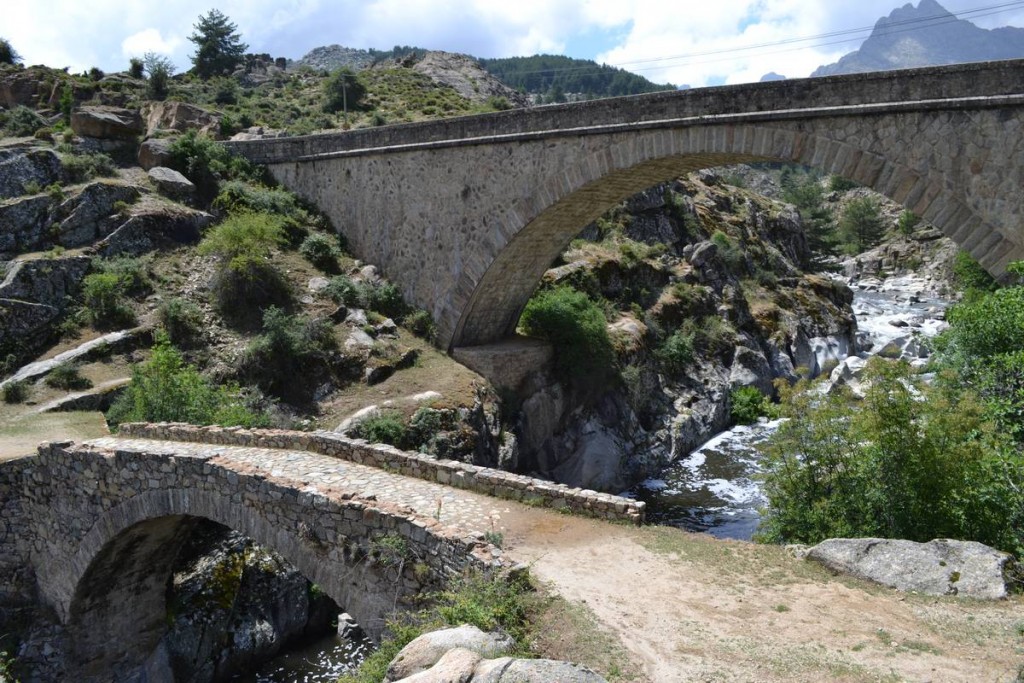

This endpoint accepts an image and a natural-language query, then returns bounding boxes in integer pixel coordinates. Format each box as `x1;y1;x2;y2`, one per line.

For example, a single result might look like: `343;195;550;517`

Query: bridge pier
452;336;553;392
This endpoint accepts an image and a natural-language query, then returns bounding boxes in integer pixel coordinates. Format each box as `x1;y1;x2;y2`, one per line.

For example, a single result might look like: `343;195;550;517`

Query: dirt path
499;510;1024;683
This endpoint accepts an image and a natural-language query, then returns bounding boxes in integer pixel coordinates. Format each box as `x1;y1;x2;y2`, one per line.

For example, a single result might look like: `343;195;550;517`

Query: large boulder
70;106;143;140
137;137;175;170
806;538;1019;599
147;166;195;199
97;204;213;257
0;148;63;199
142;101;221;137
385;624;514;681
0;256;91;359
0;68;46;109
472;658;608;682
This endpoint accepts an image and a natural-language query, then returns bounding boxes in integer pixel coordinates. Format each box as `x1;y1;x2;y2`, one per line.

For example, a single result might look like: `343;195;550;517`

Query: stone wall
117;422;646;524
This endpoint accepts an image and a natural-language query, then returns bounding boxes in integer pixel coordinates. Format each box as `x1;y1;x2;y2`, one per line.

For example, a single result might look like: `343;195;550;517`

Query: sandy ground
499;509;1024;683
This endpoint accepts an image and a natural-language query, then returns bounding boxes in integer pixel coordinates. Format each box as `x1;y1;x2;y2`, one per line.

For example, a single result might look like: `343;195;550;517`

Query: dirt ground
498;508;1024;683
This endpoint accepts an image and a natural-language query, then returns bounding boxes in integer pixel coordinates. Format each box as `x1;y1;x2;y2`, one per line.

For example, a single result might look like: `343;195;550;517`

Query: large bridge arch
231;59;1024;350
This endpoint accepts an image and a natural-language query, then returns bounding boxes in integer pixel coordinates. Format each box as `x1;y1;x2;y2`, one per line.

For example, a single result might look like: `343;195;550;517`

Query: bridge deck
85;436;543;540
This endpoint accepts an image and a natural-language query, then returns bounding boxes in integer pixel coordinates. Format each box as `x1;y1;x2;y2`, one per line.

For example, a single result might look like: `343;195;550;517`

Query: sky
4;0;1024;88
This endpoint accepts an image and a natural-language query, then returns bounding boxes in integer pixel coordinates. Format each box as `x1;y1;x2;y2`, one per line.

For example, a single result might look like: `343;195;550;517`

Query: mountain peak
812;0;1024;77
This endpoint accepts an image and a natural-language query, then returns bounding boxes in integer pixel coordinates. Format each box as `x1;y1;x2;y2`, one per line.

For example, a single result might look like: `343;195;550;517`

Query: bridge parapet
117;422;645;524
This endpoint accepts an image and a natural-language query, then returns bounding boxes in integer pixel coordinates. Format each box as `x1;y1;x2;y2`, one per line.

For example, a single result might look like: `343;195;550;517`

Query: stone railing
118;423;646;524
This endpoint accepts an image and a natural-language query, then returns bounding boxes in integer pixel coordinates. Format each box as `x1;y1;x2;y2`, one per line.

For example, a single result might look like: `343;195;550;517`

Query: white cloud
121;29;181;59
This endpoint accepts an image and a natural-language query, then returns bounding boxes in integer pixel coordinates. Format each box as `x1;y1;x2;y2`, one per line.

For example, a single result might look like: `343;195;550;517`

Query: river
632;273;954;540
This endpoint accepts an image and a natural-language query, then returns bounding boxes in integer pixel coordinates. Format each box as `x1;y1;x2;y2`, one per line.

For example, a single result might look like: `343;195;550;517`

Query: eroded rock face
142;101;221;137
806;538;1019;599
148;166;195;199
0;147;63;199
408;51;529;107
0;256;91;359
70;106;143;140
137;137;174;170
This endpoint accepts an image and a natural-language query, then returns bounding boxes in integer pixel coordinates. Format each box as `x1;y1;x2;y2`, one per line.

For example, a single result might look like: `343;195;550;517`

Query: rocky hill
813;0;1024;76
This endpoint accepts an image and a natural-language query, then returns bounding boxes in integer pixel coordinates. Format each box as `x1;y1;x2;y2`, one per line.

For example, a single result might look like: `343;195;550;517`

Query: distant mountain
479;54;676;102
290;44;427;72
813;0;1024;77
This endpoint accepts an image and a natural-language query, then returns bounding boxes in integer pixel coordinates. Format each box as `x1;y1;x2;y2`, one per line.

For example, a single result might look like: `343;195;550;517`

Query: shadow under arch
449;120;1020;348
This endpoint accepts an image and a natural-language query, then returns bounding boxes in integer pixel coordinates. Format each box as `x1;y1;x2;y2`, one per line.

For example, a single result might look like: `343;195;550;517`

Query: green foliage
239;307;337;404
199;211;287;269
710;230;745;272
781;170;836;262
896;210;920;236
838;196;884;254
2;380;29;404
480;54;674;97
188;9;247;79
59;84;74;122
107;335;269;428
758;359;1024;556
350;411;408;447
212;180;303;219
45;363;92;391
730;386;774;425
81;272;136;329
0;37;21;65
167;130;257;203
323;67;367;114
404;309;436;340
941;286;1024;361
298;233;342;272
128;57;144;79
951;251;997;294
143;52;175;100
827;175;859;192
655;329;694;374
519;285;614;382
337;620;423;683
158;297;204;347
61;151;116;183
436;572;533;645
322;275;408;320
4;106;44;137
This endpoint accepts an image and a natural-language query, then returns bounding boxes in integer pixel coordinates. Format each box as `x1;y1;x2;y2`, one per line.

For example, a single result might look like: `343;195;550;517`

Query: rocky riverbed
634;270;954;539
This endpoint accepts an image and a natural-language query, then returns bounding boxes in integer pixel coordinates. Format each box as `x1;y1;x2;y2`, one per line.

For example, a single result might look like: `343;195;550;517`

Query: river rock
385;624;515;681
472;657;608;682
806;538;1018;599
70;106;143;139
147;166;195;199
729;345;773;394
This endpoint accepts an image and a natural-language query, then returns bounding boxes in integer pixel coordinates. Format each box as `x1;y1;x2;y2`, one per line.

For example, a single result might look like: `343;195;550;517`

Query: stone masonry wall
117;423;646;524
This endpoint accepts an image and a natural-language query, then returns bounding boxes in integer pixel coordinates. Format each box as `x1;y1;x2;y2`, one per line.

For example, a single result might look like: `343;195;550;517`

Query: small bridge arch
229;59;1024;350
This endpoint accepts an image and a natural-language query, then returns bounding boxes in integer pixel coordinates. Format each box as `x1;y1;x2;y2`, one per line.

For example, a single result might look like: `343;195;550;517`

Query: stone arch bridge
227;58;1024;352
0;424;640;681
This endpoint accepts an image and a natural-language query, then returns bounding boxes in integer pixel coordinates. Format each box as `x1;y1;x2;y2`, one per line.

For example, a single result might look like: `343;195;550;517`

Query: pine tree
839;196;885;254
188;10;247;79
0;38;21;66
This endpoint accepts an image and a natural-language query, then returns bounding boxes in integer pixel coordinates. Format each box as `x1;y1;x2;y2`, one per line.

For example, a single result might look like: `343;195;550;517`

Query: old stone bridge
227;58;1024;352
0;423;641;681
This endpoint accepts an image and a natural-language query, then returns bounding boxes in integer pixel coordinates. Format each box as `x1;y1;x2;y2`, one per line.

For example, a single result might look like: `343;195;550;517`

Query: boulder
142;101;221;137
137;137;174;170
0;148;63;199
0;69;47;109
806;538;1018;599
0;256;91;360
385;624;515;681
394;647;482;683
147;166;195;199
70;106;143;140
729;345;773;395
97;206;213;257
472;658;607;682
55;182;140;248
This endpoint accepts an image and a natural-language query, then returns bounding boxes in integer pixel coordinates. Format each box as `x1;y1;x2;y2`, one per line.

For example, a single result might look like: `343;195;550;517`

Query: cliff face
813;0;1024;76
511;171;857;492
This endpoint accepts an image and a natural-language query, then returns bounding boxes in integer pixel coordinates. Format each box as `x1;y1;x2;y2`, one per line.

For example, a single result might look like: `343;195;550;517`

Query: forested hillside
480;54;676;102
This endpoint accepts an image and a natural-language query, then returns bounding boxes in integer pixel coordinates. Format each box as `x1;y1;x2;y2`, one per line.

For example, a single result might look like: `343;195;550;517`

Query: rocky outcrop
142;101;221;138
137;137;174;170
0;147;62;199
69;106;143;140
0;66;49;109
408;52;528;107
97;202;213;257
385;625;607;683
291;45;378;73
148;166;195;199
805;538;1020;599
163;521;338;682
0;256;91;359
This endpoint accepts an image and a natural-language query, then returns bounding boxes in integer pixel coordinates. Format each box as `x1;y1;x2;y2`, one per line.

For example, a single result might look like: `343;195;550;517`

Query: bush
128;57;144;79
730;386;773;425
896;210;920;236
404;309;436;340
45;363;92;391
322;275;408;320
212;180;304;221
143;52;175;100
81;272;136;329
0;37;21;66
158;297;204;346
655;329;694;374
4;106;44;137
61;152;117;183
239;307;337;403
2;380;28;404
199;211;287;268
299;233;342;272
828;175;859;192
107;335;268;428
350;411;408;447
951;251;996;294
168;130;257;204
519;285;614;381
758;359;1024;556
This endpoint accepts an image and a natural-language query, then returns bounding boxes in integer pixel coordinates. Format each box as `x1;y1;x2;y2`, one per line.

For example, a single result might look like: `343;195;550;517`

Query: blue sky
5;1;1024;88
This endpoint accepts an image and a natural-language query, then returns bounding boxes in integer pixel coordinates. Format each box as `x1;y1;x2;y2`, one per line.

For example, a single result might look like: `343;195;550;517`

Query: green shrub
61;152;117;183
128;57;144;79
4;106;44;137
93;256;151;295
828;175;859;192
655;329;694;374
168;130;256;203
107;335;268;428
199;211;287;269
519;285;614;382
143;52;175;100
239;307;337;404
298;233;342;272
322;275;408;319
323;274;362;307
0;37;21;66
81;272;136;329
730;386;773;425
951;251;996;294
158;297;204;346
2;380;29;404
350;411;407;447
45;363;92;391
896;210;920;236
212;181;301;217
758;359;1024;556
404;309;435;340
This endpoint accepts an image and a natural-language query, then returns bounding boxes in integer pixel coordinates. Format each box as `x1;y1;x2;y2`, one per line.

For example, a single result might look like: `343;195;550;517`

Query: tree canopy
480;55;675;100
188;9;247;79
0;37;21;66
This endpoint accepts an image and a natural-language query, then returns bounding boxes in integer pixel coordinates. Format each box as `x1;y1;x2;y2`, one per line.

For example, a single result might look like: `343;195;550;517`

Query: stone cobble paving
86;437;526;538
